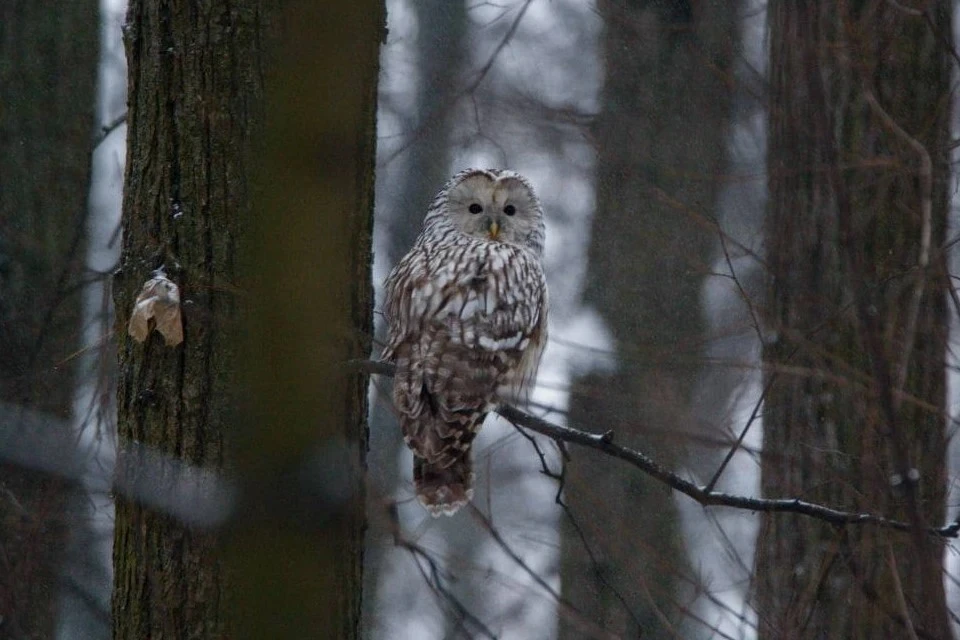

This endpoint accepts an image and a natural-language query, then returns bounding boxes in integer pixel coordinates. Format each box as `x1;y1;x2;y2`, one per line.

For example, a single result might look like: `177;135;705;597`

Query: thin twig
887;543;920;640
715;216;764;346
389;504;500;639
862;86;933;400
92;113;127;150
703;373;772;493
550;462;647;631
379;0;534;167
884;0;923;17
468;505;621;640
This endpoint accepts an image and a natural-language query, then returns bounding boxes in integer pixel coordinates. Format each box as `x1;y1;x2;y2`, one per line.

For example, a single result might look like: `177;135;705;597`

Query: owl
382;169;548;516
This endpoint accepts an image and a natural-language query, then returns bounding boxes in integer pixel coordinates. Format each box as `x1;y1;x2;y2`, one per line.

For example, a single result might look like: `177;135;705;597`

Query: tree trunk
231;4;381;639
0;2;98;637
111;1;267;637
758;2;952;638
561;2;739;637
113;2;382;637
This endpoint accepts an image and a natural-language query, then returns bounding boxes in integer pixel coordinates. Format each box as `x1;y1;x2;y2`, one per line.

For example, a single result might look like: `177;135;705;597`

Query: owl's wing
383;240;547;458
381;246;427;363
507;282;547;401
453;245;547;402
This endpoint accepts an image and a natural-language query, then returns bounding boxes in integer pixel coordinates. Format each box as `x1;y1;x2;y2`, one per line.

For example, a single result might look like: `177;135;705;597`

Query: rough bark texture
0;2;98;637
561;1;739;637
111;1;266;637
758;2;952;638
229;3;381;639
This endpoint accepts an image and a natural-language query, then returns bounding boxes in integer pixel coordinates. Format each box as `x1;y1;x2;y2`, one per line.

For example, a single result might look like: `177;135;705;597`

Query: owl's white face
438;169;545;255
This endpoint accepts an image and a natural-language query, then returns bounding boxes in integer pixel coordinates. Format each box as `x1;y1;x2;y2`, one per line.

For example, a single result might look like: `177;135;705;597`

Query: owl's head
427;169;545;257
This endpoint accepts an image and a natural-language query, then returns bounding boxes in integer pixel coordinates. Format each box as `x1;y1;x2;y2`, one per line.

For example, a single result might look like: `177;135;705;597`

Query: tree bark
561;1;739;637
111;1;267;637
0;2;98;637
758;2;952;638
113;1;381;636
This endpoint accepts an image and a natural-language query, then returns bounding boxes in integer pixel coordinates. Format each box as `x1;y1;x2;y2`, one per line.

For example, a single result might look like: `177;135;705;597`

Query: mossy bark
758;2;952;638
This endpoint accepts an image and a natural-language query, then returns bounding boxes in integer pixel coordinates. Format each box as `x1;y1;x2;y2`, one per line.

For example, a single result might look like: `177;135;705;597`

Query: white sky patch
677;379;762;640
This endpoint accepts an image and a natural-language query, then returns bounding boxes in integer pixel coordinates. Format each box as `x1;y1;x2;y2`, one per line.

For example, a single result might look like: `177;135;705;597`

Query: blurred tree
232;2;380;639
561;1;740;637
0;3;98;637
382;1;467;266
758;2;952;638
112;0;381;638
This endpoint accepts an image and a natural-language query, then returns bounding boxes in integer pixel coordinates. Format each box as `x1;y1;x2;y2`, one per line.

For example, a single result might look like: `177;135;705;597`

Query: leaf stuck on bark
128;274;184;346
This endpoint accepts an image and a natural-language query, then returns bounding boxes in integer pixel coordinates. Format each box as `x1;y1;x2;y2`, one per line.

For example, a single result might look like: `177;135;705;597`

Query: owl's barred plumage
383;168;548;516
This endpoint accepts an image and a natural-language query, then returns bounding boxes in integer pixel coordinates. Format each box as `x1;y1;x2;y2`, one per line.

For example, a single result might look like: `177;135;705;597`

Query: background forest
2;1;960;639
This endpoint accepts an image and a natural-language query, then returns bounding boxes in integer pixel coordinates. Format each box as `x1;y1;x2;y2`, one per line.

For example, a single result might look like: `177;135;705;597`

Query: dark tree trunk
561;1;740;637
111;1;267;637
232;4;382;639
113;2;382;637
758;2;952;638
0;2;98;637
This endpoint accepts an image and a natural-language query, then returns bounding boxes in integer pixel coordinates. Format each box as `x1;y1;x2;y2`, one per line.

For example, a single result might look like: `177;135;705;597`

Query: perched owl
382;169;548;516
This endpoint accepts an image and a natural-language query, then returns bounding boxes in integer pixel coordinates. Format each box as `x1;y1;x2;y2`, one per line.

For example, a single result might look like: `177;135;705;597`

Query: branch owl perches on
382;169;548;516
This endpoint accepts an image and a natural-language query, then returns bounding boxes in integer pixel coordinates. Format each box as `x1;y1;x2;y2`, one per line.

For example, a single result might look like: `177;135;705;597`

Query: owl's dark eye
503;204;516;216
469;203;483;214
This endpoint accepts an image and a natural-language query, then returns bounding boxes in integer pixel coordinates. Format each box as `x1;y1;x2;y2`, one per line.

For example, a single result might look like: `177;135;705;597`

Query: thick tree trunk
114;1;380;636
0;3;98;637
111;1;266;637
561;2;739;637
232;4;381;638
758;3;952;638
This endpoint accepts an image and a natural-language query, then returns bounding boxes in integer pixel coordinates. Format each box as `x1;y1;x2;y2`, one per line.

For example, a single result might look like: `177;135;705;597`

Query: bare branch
91;112;127;150
361;360;960;538
703;372;771;493
388;504;501;640
378;0;534;167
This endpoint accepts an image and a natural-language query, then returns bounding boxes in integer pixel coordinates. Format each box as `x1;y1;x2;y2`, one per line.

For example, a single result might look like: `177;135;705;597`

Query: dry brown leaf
128;274;184;346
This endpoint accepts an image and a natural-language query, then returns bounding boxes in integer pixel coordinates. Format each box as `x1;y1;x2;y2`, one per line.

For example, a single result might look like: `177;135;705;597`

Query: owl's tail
414;453;474;517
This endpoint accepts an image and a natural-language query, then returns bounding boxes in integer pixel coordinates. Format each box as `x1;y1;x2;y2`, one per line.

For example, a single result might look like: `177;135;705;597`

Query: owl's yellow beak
487;219;500;240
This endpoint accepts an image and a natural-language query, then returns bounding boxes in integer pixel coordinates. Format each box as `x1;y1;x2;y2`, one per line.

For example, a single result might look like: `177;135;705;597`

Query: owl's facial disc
447;172;541;248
